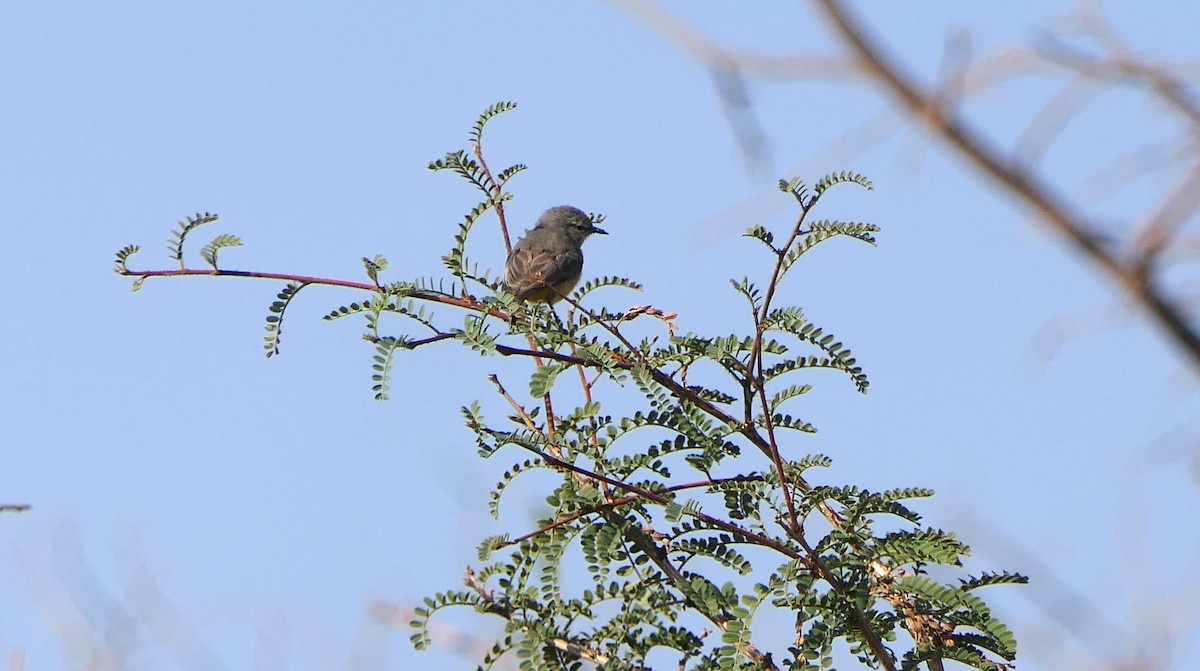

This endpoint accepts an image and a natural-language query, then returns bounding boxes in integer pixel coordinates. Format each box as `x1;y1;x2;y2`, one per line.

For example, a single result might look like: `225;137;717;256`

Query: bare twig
604;0;860;81
1131;160;1200;270
1013;75;1102;167
471;134;512;255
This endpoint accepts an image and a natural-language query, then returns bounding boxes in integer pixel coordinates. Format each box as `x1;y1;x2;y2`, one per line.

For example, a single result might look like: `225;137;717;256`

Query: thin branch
118;267;376;291
404;332;457;349
115;265;516;320
1078;136;1194;203
472;141;512;254
748;198;818;534
1131;159;1200;271
1013;75;1102;167
605;0;860;81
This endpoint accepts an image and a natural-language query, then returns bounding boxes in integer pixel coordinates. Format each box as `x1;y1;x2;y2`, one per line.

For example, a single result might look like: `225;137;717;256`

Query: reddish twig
472;141;512;254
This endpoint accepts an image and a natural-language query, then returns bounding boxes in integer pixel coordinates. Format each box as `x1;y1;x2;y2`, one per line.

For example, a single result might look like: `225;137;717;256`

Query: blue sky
3;2;1199;670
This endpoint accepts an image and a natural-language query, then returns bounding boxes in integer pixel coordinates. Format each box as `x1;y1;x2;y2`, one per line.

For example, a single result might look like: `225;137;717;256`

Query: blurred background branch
612;0;1200;371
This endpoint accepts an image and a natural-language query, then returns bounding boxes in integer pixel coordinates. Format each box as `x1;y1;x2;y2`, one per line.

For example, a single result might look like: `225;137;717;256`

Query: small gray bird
502;206;607;304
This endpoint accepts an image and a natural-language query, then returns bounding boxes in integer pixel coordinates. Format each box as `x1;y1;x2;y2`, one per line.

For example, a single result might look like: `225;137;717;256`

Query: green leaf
477;534;509;561
743;225;776;250
729;277;762;311
370;335;410;401
760;413;816;433
528;363;565;398
263;282;307;358
570;275;643;302
872;528;968;566
959;571;1030;591
663;502;684;522
428;149;489;195
166;212;218;269
113;244;140;273
813;170;873;196
767;384;812;412
454;314;497;355
199;234;243;270
362;254;388;285
497;163;527;186
686;385;737;405
808;219;880;245
470;101;518;146
778;177;810;206
674;536;753;575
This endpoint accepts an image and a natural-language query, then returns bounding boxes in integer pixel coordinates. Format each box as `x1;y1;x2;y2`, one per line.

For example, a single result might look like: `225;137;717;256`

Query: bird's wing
503;246;583;298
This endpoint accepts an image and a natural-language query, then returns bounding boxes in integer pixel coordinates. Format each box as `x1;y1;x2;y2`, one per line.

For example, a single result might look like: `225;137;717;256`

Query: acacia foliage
115;103;1024;671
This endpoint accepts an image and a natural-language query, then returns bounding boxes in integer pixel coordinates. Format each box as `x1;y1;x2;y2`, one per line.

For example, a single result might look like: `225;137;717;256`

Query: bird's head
537;205;607;244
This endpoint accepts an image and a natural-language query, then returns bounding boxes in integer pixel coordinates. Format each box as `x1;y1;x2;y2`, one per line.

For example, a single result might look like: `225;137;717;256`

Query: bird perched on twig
502;206;607;304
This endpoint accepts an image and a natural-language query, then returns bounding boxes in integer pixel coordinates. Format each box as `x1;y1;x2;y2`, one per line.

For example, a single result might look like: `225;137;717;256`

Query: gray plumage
502;206;607;303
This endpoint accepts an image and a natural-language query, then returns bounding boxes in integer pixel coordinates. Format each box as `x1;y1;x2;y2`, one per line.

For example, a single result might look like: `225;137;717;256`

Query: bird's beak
591;226;608;235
